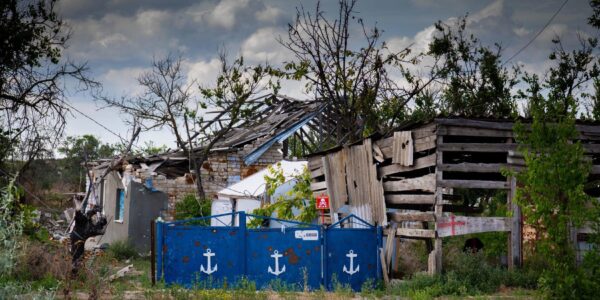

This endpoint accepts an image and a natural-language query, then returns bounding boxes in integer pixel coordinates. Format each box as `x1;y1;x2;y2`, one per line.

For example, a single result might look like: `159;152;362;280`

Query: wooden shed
307;117;600;275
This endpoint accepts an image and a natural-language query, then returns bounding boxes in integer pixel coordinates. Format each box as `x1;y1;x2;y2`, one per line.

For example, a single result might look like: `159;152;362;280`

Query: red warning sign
316;195;330;210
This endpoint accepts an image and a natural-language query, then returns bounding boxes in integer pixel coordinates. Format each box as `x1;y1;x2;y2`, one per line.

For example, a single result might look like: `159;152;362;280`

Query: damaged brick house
86;98;324;251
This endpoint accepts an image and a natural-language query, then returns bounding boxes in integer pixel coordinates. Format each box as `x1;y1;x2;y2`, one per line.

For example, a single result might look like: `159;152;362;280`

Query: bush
174;194;211;226
390;252;540;298
108;240;138;260
13;239;70;282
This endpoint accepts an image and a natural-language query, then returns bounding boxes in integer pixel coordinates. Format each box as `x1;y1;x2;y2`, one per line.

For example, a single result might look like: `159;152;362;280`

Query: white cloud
469;0;504;24
96;32;128;48
135;10;170;36
100;67;149;96
255;5;282;22
537;23;569;43
387;25;436;55
185;58;222;88
241;27;290;63
513;27;530;37
206;0;249;29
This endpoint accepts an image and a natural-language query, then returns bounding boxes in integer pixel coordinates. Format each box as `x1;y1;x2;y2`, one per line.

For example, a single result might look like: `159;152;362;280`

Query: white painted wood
437;215;509;237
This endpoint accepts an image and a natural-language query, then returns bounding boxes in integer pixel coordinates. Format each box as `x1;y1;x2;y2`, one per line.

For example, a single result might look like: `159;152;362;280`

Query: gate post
239;212;247;277
155;219;164;282
321;225;326;288
377;226;383;281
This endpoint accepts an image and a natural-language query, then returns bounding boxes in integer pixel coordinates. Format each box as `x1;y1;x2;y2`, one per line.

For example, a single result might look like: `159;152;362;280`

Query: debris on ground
108;264;143;282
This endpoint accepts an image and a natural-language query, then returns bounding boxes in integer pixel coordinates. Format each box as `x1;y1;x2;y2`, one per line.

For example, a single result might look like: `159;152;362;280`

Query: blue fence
155;212;382;291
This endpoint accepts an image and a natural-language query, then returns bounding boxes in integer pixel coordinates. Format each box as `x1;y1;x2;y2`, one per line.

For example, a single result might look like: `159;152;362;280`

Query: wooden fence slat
383;173;436;192
439;163;507;173
378;154;436;177
385;194;435;205
437;179;509;189
439;143;516;152
387;211;435;222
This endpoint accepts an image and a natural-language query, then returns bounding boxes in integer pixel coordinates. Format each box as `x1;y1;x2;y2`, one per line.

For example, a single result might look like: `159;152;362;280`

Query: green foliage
591;0;600;29
108;240;139;261
507;53;600;296
0;180;25;277
173;194;211;226
137;141;168;156
511;119;597;298
429;17;518;118
58;135;118;190
249;164;317;227
390;252;538;298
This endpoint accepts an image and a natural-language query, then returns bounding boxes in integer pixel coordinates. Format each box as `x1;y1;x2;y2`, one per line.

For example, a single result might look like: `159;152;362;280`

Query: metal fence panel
246;227;322;290
162;223;243;287
155;213;381;291
325;217;382;291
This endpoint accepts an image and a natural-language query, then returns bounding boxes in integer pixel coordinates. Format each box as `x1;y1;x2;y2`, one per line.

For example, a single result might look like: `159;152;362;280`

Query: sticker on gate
294;230;319;240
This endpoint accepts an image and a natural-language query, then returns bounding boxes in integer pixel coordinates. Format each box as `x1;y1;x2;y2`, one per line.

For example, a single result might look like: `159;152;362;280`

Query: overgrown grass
108;240;139;260
388;252;540;299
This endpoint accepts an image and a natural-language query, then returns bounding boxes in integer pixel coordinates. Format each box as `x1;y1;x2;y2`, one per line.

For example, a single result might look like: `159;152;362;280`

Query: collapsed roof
93;95;325;177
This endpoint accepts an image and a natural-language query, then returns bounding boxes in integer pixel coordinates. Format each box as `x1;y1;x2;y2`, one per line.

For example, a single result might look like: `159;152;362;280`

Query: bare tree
102;52;277;199
279;0;433;144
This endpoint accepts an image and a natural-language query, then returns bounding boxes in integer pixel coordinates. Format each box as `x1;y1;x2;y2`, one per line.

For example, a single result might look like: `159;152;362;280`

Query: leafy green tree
590;0;600;29
137;141;168;156
590;78;600;122
174;194;211;226
58;135;117;190
428;17;519;118
1;0;97;181
508;37;600;297
250;164;317;227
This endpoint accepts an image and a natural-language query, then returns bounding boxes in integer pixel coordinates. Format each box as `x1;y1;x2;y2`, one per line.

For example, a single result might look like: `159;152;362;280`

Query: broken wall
146;140;283;213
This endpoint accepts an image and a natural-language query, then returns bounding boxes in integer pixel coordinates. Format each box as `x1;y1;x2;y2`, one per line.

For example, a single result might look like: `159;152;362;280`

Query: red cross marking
438;214;466;236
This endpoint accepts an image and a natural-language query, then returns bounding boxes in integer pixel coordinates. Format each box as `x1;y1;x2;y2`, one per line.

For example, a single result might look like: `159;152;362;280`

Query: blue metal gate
155;212;381;290
325;215;382;291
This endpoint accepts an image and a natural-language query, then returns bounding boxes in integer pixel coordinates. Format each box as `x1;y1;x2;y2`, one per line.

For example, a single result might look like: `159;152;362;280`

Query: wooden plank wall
309;118;600;274
308;139;387;225
377;123;438;239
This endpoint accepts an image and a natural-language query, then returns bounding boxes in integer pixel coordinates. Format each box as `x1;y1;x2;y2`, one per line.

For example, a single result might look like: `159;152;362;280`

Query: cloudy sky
57;0;595;149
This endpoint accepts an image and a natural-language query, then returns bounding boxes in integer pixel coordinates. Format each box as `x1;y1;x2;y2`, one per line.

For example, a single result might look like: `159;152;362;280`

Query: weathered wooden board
394;228;436;239
392;131;414;166
322;149;349;214
378;135;436;158
439;163;507;173
310;167;324;179
372;143;385;162
436;118;514;130
437;215;509;237
412;123;437;139
438;143;516;152
387;211;435;222
308;157;323;170
310;181;327;191
385;194;435;205
437;179;509;189
414;136;437;152
383;173;436;193
365;138;387;224
378;153;436;177
437;126;514;138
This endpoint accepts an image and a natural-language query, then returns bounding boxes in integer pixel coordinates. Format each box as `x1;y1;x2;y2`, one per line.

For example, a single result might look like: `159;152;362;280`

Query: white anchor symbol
267;250;286;276
343;250;359;275
200;248;217;275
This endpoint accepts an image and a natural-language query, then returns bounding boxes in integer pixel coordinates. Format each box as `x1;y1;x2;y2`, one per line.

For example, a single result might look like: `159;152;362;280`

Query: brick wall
142;140;283;216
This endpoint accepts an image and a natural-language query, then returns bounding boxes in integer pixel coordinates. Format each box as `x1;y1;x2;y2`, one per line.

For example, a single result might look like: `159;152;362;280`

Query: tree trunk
193;154;207;200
